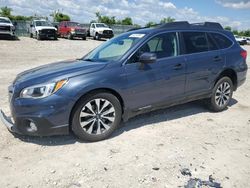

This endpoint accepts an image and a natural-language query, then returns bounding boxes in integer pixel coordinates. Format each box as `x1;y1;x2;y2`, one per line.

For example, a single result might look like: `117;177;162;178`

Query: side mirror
30;24;33;27
64;25;67;28
139;52;157;64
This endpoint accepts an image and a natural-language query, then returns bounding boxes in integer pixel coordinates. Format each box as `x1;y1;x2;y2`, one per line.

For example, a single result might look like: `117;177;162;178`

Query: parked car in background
0;22;247;142
246;37;250;45
0;17;16;39
29;19;57;40
89;23;114;40
58;21;87;40
234;35;247;45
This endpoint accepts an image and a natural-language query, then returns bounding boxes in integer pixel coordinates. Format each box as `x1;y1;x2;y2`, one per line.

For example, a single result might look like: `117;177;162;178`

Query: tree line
224;26;250;37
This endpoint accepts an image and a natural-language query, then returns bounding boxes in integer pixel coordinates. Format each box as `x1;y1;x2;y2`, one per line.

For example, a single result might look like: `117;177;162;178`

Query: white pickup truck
0;17;15;39
29;19;57;40
89;23;114;40
234;35;247;45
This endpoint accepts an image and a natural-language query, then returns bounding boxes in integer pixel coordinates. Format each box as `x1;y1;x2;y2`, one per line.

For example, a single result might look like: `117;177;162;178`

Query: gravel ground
0;37;250;188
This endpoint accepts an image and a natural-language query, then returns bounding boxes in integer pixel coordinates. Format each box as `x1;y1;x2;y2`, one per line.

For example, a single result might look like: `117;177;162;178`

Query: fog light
27;121;37;132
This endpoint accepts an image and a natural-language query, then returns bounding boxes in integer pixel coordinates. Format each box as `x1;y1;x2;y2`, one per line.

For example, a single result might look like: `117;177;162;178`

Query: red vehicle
58;21;87;40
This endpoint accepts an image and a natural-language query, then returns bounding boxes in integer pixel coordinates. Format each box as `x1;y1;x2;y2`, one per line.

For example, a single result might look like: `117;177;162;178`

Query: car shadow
13;98;238;146
113;98;238;138
0;36;19;40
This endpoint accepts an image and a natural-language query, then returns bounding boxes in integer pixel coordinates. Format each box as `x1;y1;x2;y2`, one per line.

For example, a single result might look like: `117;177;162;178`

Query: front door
124;32;186;110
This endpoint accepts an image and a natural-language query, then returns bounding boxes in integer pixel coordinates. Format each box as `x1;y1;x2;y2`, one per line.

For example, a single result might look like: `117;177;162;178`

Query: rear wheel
71;92;122;142
208;77;233;112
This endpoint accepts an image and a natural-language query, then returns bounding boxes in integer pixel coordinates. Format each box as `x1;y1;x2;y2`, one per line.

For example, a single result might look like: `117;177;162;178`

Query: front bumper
1;90;73;136
0;31;15;37
99;33;114;39
71;32;86;38
38;33;56;39
0;110;22;134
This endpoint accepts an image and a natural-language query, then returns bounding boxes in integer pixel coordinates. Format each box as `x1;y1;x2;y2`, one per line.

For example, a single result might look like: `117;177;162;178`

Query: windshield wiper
83;58;95;62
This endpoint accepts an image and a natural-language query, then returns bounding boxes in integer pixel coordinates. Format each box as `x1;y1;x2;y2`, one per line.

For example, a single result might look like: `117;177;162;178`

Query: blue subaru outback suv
0;22;248;141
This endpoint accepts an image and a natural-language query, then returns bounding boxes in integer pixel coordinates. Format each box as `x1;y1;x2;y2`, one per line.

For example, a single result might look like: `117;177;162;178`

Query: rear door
181;31;224;96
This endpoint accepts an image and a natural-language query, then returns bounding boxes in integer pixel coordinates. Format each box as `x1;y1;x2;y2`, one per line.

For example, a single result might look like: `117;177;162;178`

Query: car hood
96;27;112;31
72;26;86;30
13;59;106;86
36;26;57;31
0;22;13;27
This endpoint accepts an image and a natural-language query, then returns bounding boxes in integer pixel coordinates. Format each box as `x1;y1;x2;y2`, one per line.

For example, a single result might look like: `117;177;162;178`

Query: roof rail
158;21;190;29
191;22;223;30
158;21;224;30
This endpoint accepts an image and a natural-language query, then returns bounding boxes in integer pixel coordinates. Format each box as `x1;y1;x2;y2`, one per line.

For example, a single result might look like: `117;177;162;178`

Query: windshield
35;21;52;26
96;23;108;28
67;22;80;27
83;33;146;62
0;18;11;23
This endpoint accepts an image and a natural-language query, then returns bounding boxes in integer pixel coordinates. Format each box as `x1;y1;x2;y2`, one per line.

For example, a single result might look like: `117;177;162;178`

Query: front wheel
71;93;122;142
36;32;41;40
95;33;100;40
67;33;73;40
208;77;233;112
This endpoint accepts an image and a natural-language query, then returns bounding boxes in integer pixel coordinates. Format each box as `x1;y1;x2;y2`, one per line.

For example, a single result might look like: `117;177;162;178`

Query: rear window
210;33;233;49
182;32;209;54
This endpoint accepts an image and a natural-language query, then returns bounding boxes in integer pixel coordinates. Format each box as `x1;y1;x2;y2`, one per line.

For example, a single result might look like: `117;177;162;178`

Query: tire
67;33;73;40
54;35;57;40
30;33;33;38
71;92;122;142
82;36;86;40
36;32;41;40
95;33;100;40
207;77;233;112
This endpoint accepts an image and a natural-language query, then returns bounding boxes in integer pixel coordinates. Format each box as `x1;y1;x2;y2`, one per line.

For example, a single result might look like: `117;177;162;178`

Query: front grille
75;29;86;34
0;25;10;32
40;29;55;34
103;30;113;35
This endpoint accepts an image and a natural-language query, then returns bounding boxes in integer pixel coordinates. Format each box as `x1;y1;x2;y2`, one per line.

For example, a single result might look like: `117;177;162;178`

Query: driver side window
127;32;178;64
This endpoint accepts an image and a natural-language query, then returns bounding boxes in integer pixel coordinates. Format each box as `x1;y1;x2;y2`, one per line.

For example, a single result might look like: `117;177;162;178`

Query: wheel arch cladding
69;88;124;128
216;69;237;90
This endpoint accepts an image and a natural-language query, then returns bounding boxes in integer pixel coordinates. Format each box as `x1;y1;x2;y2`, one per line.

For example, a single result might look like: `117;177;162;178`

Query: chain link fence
13;21;138;37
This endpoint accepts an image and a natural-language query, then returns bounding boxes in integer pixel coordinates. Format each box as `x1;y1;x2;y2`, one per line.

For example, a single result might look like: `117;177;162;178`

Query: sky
0;0;250;30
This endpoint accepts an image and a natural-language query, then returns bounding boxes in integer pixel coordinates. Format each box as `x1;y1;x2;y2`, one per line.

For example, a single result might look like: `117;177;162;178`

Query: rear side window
210;33;233;49
182;32;209;54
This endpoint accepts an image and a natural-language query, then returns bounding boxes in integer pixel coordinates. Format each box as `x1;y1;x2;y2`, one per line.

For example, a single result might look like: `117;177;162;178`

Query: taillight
240;50;247;60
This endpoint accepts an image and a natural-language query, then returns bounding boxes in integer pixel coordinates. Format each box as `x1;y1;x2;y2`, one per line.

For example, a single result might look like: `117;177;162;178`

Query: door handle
213;56;222;62
173;63;183;70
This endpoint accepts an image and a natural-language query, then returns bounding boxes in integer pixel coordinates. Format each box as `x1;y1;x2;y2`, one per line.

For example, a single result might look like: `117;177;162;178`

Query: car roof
0;17;10;20
128;21;227;35
34;19;47;22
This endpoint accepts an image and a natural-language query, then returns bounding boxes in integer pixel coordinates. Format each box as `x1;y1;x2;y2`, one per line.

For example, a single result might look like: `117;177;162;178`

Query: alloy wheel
79;98;116;135
215;81;231;107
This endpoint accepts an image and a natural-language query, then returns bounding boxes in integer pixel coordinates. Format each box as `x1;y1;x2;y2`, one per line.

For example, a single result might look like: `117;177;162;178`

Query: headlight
20;79;67;99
